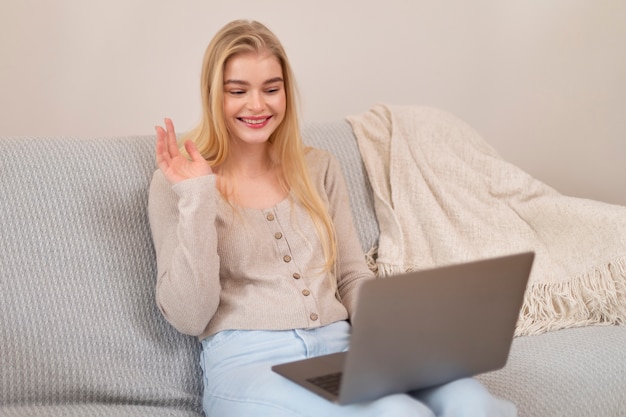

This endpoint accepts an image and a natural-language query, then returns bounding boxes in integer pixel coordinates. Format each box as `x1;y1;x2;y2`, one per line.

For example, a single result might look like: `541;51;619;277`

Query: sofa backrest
0;120;378;412
0;135;203;413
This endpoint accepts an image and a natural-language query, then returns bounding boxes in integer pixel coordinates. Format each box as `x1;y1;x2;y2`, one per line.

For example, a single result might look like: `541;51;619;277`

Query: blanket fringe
364;246;379;275
364;245;418;277
516;256;626;336
366;246;626;337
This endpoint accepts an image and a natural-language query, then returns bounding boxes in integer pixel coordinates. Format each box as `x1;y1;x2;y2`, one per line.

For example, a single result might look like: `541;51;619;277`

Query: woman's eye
228;90;245;95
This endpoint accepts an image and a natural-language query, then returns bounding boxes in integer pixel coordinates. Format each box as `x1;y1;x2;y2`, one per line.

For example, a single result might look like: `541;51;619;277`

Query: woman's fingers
184;140;202;162
154;118;212;183
155;125;171;171
164;118;180;158
155;118;180;163
184;140;213;176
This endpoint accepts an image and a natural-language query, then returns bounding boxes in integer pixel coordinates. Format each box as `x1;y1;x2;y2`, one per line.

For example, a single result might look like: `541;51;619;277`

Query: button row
265;210;317;322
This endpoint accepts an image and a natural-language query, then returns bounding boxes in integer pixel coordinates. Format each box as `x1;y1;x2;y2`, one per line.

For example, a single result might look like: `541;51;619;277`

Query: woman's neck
224;142;274;177
214;143;287;209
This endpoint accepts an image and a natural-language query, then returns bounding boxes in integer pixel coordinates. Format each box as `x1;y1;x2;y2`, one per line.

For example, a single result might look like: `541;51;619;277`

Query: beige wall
1;0;624;205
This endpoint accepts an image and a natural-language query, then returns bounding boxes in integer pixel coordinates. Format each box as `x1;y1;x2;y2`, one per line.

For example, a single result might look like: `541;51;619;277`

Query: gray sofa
1;120;625;417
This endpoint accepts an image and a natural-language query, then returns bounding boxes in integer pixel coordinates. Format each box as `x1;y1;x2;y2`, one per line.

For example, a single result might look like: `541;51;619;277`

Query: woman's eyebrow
264;77;284;84
224;77;284;86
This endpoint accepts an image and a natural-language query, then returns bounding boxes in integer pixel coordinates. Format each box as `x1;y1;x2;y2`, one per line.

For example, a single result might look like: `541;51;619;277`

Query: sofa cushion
0;405;202;417
477;324;626;417
0;136;202;415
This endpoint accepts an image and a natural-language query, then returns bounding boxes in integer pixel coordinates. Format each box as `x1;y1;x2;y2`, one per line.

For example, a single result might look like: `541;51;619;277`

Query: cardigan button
292;273;301;279
283;255;292;263
274;232;283;239
266;213;275;221
310;313;319;321
302;289;311;296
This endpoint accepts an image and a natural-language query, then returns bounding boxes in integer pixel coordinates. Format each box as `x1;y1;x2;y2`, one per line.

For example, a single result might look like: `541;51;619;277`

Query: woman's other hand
155;118;213;184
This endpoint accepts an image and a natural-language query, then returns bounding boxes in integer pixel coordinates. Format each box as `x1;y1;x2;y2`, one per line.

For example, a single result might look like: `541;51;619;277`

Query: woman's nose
247;91;264;111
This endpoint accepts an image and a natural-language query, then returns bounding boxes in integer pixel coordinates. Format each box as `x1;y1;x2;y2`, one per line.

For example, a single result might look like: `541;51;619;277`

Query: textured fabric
0;136;203;415
148;148;373;340
477;325;626;417
0;405;203;417
347;104;626;336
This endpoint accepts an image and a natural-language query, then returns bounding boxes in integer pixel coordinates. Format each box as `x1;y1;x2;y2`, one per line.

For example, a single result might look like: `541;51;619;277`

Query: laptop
272;251;534;405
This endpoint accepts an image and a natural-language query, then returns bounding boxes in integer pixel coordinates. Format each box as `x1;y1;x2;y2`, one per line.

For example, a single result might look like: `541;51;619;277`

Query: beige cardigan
148;147;374;340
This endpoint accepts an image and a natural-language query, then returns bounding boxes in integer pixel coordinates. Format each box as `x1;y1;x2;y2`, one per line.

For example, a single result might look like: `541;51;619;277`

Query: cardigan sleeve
313;149;375;317
148;170;222;336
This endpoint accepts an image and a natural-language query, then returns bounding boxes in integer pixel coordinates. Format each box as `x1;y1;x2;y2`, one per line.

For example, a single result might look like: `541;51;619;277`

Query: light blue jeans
199;320;516;417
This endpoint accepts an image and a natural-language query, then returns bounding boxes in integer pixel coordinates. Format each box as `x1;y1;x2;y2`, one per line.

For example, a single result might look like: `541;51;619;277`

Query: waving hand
155;118;213;184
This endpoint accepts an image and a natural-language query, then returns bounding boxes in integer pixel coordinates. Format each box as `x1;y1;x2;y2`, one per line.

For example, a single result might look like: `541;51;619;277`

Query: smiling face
222;50;286;149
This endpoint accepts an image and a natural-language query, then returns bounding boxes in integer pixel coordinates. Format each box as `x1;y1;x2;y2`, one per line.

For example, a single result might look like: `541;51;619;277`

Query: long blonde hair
184;20;337;271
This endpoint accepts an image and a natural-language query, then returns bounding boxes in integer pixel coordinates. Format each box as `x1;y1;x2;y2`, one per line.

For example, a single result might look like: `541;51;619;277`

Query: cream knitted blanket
347;104;626;336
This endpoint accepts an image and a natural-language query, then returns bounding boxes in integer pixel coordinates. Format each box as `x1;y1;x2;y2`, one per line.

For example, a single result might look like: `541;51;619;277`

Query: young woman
148;19;517;417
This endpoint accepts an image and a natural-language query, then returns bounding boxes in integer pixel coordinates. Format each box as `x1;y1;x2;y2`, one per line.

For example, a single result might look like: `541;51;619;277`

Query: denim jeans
200;320;516;417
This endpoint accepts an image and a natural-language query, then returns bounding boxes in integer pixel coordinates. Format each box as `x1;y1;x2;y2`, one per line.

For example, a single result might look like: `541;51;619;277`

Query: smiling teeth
241;118;267;125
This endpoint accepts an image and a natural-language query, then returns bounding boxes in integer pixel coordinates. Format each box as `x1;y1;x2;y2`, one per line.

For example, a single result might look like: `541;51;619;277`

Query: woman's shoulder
303;146;338;172
303;146;345;186
304;145;331;159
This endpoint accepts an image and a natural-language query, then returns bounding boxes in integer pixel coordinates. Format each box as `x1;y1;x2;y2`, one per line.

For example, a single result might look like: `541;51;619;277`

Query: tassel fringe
516;256;626;336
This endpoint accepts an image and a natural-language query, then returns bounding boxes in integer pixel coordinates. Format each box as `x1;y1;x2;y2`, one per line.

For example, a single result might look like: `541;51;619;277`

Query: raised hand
155;118;213;184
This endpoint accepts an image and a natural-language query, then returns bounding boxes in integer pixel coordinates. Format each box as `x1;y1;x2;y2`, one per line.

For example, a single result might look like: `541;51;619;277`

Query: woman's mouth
239;116;272;128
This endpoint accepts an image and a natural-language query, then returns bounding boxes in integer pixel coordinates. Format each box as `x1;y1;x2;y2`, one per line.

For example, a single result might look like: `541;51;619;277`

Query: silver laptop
272;251;534;405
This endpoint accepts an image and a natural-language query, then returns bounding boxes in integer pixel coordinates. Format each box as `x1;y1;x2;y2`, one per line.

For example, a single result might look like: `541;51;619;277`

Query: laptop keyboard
306;372;343;396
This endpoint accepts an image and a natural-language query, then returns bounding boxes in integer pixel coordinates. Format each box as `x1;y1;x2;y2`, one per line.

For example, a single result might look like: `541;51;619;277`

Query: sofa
1;117;625;417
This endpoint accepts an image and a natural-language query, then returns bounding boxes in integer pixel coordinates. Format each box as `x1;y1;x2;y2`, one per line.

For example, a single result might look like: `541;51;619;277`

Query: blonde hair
184;20;337;270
